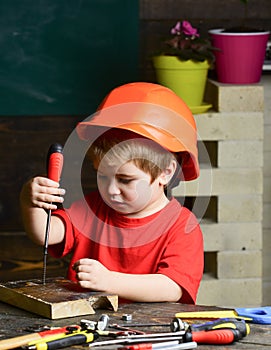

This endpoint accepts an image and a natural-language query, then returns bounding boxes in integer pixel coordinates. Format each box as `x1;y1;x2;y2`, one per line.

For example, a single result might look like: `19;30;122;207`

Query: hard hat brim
76;102;199;181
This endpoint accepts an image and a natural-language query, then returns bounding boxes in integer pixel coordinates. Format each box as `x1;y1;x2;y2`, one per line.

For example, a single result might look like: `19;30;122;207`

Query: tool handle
0;326;80;350
0;334;42;350
33;332;95;350
191;318;249;336
47;143;63;182
119;345;152;350
186;329;242;344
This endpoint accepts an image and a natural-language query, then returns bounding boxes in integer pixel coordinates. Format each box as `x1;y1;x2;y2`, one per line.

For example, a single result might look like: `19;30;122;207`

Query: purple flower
162;19;216;62
171;21;181;35
181;21;199;37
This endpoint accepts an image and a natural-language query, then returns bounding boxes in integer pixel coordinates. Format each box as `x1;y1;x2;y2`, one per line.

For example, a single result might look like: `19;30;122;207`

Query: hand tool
43;143;64;285
109;319;186;335
175;310;252;321
109;324;146;335
22;330;97;350
118;341;180;350
25;330;82;348
24;314;108;349
111;317;249;338
155;344;197;350
0;325;80;350
112;324;171;329
184;328;243;344
118;340;197;350
89;331;186;348
107;320;246;346
110;319;187;332
235;306;271;324
190;317;250;336
115;331;186;340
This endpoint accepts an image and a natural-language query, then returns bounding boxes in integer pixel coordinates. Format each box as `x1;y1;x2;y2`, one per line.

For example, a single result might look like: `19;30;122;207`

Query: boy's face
95;159;166;218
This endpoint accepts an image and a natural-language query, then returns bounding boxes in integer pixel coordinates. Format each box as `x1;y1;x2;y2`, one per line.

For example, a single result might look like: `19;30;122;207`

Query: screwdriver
0;325;80;350
119;329;243;346
42;143;64;285
118;341;197;349
184;328;243;344
190;317;250;336
114;317;249;336
23;330;97;350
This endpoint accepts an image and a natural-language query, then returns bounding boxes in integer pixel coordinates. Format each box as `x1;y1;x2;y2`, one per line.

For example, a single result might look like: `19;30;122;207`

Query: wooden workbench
0;300;270;349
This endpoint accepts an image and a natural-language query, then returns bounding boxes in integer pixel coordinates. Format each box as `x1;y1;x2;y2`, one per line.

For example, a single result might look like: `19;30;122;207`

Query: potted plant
153;20;216;113
209;0;270;84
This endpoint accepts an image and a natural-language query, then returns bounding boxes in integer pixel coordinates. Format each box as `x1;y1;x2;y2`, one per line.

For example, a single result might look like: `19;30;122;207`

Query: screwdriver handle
32;332;95;350
191;318;249;337
47;143;63;182
186;329;242;344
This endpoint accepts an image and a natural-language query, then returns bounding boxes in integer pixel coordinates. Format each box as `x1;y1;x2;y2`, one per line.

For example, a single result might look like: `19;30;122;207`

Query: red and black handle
185;328;242;344
47;143;63;182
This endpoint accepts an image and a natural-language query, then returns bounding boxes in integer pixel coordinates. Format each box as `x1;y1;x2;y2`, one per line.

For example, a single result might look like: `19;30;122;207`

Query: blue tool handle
236;307;271;324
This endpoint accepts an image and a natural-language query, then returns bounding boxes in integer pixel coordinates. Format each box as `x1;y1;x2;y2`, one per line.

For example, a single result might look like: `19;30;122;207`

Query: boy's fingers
39;186;65;196
77;258;94;265
34;176;61;188
32;199;58;210
41;193;64;203
72;258;94;270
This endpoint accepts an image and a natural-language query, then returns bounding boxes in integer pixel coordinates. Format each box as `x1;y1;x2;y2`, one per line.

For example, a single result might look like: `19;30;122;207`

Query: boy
20;82;203;304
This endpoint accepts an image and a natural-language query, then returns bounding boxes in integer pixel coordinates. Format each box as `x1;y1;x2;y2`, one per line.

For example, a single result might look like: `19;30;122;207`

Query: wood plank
0;278;118;319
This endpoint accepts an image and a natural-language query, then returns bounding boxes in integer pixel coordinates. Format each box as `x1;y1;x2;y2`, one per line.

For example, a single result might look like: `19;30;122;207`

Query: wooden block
0;278;118;319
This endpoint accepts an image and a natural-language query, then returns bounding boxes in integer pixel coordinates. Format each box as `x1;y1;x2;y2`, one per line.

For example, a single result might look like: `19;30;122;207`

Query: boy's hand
20;176;65;211
73;258;111;292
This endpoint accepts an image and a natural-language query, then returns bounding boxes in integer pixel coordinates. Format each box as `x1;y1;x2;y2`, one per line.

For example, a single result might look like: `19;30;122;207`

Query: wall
262;75;271;305
0;0;139;116
173;80;264;307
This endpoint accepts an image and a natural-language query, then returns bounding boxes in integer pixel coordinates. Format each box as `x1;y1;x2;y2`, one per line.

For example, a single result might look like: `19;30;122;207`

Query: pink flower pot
209;29;270;84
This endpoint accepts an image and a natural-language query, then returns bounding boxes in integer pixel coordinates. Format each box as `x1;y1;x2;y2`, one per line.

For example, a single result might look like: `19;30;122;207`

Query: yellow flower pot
153;55;210;110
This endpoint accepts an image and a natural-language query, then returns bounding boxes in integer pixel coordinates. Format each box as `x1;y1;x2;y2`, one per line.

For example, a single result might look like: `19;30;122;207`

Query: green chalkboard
0;0;139;116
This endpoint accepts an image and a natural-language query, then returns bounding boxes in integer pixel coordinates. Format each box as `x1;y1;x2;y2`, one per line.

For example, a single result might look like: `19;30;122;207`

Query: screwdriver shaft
42;208;52;285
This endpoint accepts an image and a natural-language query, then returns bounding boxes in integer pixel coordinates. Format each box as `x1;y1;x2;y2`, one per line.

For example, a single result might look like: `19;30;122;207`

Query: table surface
0;300;270;349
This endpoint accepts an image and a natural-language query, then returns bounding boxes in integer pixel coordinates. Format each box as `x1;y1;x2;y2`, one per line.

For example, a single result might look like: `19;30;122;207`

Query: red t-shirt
49;191;203;304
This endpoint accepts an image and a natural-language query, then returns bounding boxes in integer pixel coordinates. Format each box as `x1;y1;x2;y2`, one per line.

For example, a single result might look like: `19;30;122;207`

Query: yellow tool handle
175;310;252;321
30;331;95;350
27;332;69;346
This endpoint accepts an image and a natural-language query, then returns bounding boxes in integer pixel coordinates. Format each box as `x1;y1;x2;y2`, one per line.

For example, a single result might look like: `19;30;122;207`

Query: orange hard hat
77;82;199;181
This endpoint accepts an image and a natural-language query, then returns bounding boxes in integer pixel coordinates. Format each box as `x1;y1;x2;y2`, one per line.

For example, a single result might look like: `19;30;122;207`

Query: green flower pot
153;55;210;108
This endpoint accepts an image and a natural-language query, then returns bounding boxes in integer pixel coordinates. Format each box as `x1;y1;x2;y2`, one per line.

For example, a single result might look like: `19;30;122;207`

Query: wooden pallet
0;277;118;319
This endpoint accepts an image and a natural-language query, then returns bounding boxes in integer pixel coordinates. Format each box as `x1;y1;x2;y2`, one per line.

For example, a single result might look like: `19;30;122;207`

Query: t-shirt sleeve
156;207;204;304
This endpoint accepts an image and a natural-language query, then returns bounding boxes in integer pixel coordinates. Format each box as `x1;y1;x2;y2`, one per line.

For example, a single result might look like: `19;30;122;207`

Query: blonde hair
88;129;177;183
